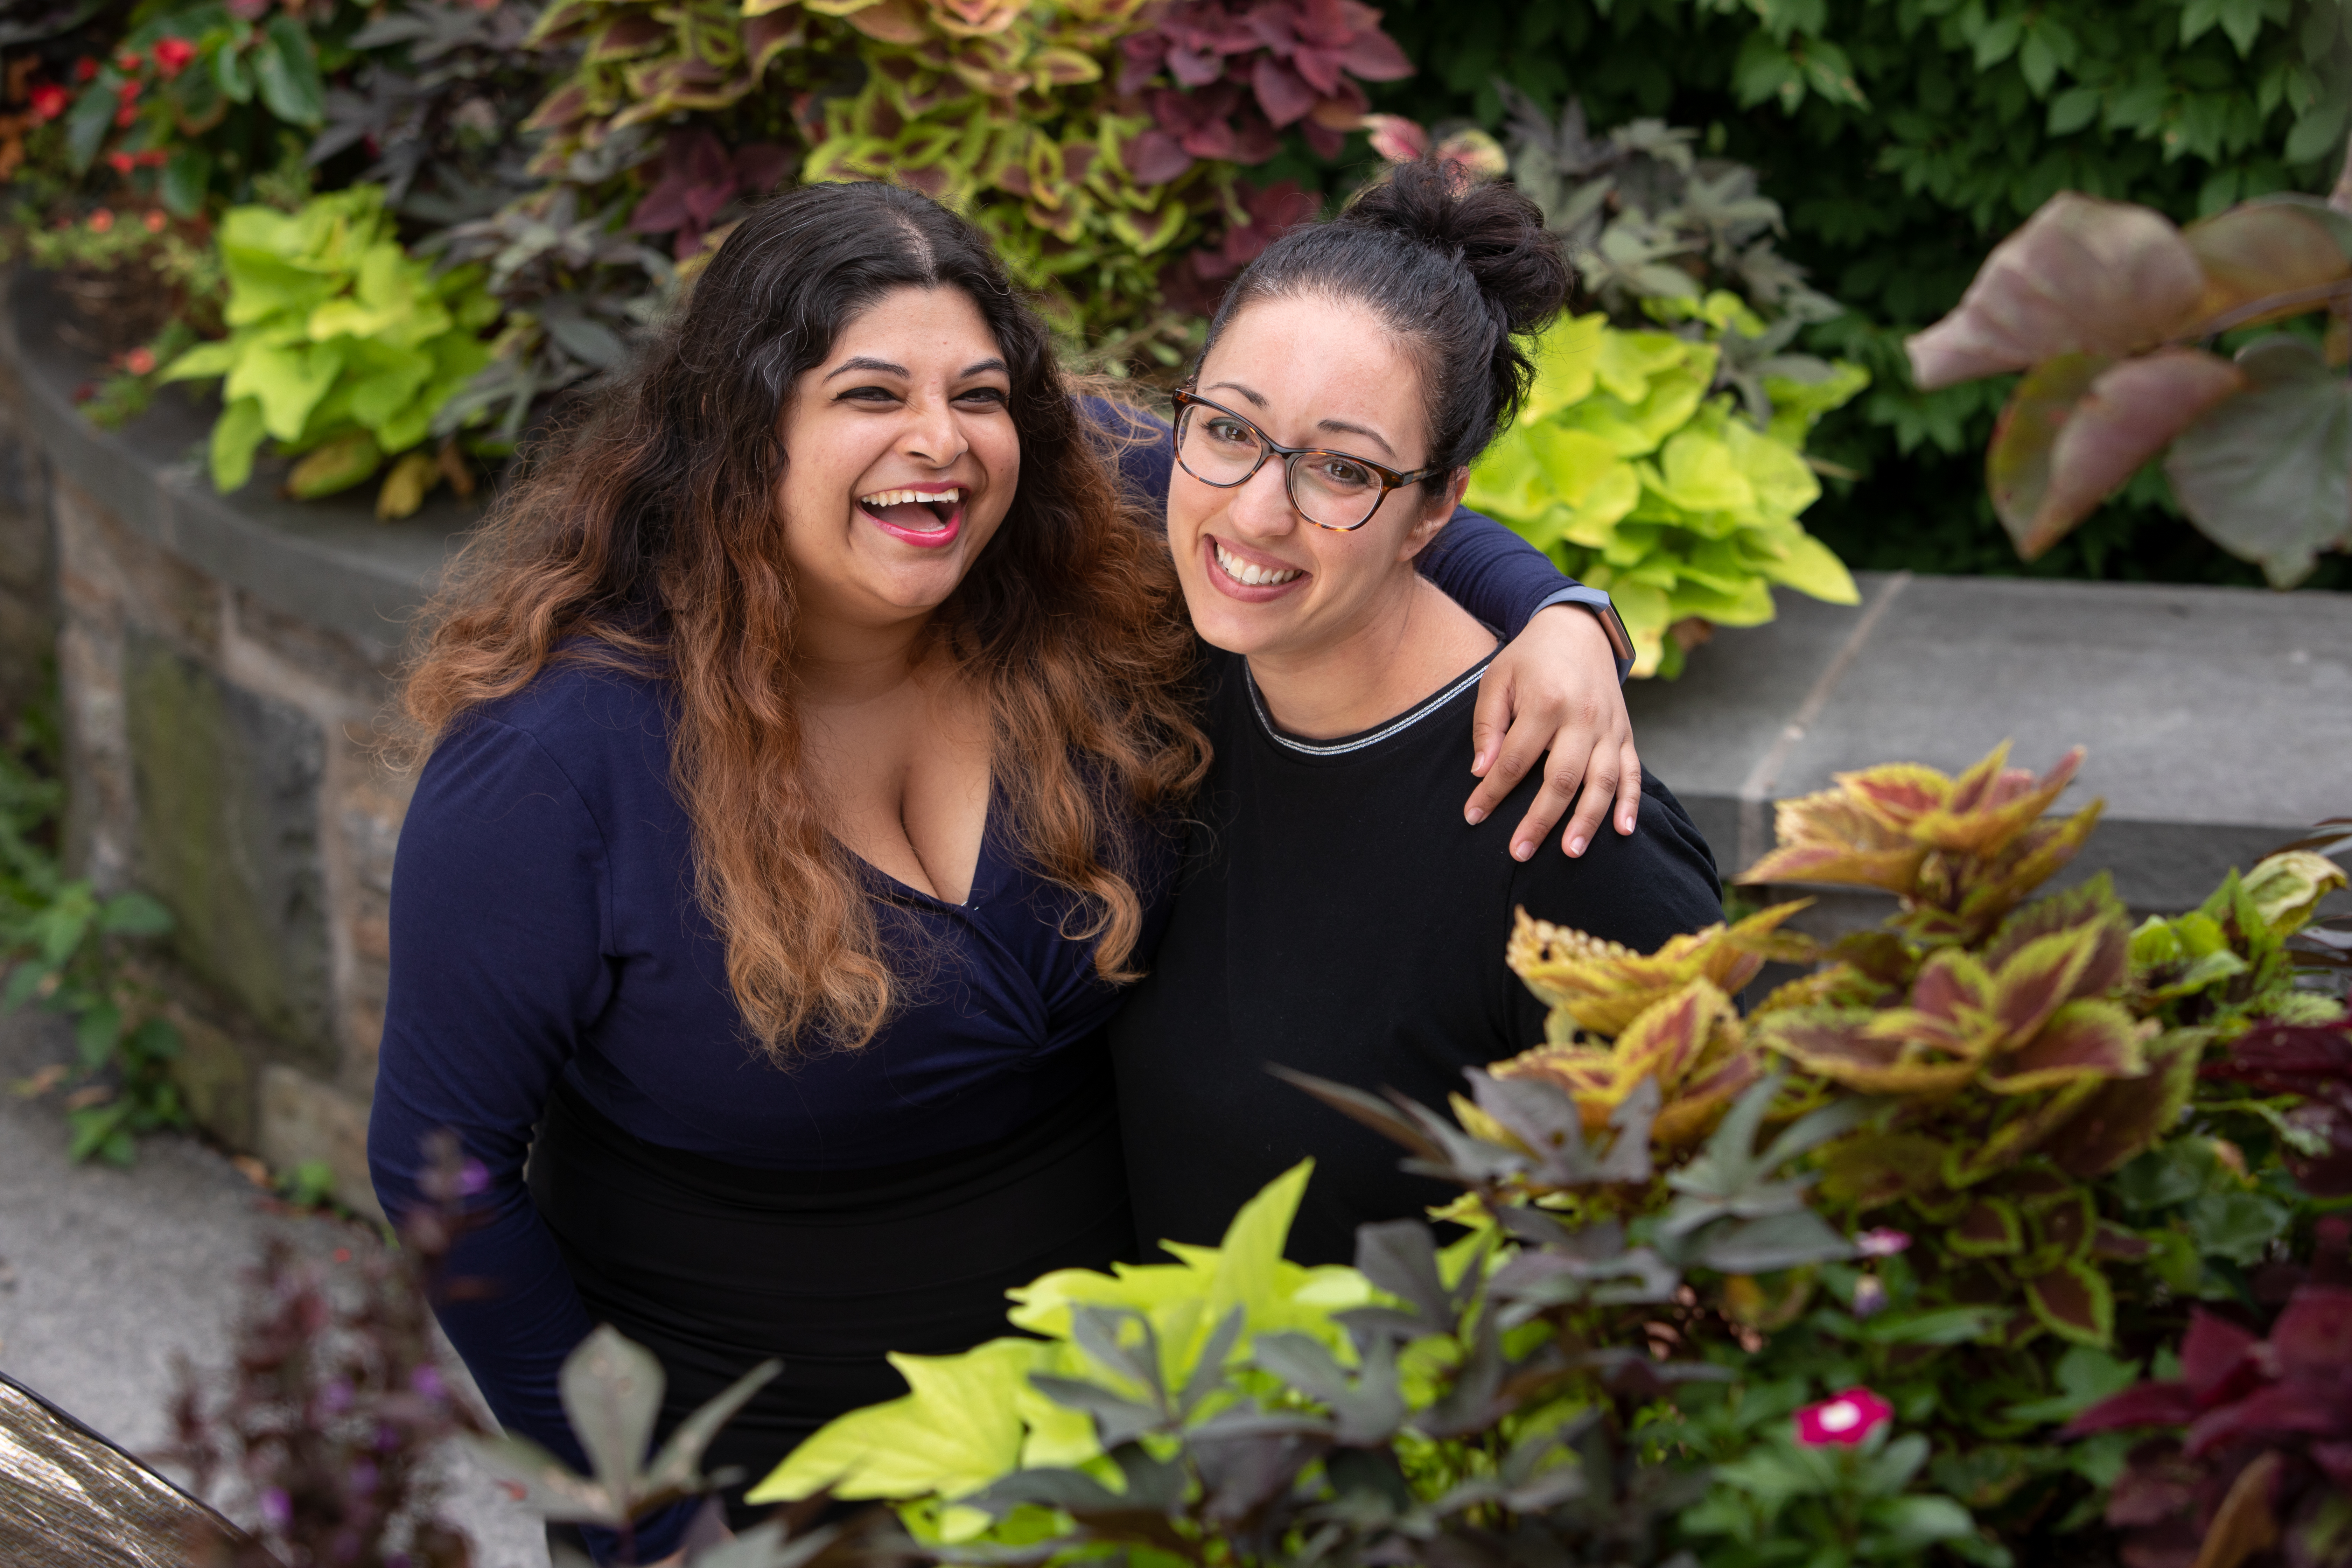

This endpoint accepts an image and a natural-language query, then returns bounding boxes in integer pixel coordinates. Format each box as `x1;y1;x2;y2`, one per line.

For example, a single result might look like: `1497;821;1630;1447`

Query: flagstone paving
0;1007;548;1567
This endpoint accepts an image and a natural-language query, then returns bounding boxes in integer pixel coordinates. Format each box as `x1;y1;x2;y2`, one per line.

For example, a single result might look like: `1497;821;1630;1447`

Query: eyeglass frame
1168;388;1449;532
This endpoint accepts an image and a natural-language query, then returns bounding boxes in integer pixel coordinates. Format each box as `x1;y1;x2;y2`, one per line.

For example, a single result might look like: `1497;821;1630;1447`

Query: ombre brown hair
399;182;1207;1055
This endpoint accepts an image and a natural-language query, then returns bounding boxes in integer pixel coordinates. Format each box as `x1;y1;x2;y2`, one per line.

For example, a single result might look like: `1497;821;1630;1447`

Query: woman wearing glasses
1110;161;1726;1267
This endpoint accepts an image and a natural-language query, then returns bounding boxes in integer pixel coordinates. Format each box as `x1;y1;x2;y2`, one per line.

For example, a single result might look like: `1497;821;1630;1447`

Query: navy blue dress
366;411;1589;1547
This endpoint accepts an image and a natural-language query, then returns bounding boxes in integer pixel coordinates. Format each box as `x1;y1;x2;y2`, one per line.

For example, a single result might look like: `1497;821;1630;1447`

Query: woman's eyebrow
1317;418;1395;458
825;356;909;381
1205;380;1268;408
961;357;1009;379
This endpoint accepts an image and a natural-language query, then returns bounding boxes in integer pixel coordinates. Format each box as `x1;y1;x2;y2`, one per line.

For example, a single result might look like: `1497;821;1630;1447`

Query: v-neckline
844;789;999;911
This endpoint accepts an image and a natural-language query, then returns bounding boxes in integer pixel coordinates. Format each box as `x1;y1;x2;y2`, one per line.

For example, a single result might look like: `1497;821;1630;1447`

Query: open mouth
1212;538;1304;589
859;486;964;548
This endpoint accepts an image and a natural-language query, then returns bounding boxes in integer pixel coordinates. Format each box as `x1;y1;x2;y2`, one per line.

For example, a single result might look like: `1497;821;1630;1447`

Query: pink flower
1854;1227;1911;1258
1851;1274;1889;1319
1795;1387;1893;1447
124;346;156;375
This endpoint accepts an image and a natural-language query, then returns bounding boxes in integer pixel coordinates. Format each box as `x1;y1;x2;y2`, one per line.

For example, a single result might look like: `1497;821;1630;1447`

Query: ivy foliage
1366;0;2352;588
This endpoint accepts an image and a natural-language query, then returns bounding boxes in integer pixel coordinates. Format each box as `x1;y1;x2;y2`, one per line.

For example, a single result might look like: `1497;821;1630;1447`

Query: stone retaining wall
3;272;478;1216
2;267;2346;1210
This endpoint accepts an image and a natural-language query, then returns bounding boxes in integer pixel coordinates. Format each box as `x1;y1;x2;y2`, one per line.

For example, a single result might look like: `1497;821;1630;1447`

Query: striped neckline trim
1244;651;1499;758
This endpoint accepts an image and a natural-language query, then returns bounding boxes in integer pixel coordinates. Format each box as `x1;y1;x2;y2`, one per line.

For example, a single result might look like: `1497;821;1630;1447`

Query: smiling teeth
860;488;961;508
1215;541;1301;587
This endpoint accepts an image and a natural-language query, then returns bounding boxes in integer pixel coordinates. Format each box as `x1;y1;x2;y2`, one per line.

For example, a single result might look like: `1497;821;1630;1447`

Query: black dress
1109;649;1726;1267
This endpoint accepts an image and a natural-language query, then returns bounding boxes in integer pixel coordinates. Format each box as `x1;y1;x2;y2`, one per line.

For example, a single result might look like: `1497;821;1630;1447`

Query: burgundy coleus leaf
1251;53;1318;125
2104;1442;2200;1526
2266;1285;2352;1381
1338;18;1412;78
2186;1381;2352;1456
1290;43;1344;94
2063;1379;2198;1436
1907;192;2208;390
2208;1021;2352;1101
1117;31;1168;93
2181;1310;2263;1405
732;143;792;200
1123;128;1194;185
1168;43;1226;87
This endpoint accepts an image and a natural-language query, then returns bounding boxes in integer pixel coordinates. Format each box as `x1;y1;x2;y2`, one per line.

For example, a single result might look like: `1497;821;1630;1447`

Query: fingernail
1465;807;1486;825
1568;836;1587;858
1472;750;1491;775
1513;841;1533;861
1621;814;1636;834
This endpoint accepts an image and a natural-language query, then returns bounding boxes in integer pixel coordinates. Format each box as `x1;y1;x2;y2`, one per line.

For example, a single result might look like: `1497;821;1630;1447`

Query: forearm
1420;510;1628;679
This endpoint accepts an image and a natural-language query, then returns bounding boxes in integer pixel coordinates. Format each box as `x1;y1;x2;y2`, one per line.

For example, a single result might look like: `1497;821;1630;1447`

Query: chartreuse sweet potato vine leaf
1466;302;1865;678
159;186;498;514
747;1159;1370;1535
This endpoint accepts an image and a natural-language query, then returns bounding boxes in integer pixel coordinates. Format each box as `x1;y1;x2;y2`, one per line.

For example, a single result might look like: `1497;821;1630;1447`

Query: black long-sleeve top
1110;650;1726;1266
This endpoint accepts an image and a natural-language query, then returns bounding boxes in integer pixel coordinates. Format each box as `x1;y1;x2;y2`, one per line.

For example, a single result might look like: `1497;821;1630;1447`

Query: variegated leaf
1982;1001;2149;1095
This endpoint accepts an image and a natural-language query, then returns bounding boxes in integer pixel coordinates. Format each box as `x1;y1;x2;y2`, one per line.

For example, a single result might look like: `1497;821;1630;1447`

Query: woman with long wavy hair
367;178;1638;1559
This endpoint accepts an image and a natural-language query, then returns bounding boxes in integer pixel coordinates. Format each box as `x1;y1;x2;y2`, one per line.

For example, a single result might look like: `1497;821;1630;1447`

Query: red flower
144;210;168;231
107;150;136;174
114;103;138;126
152;37;197;78
115;50;144;75
87;208;114;233
28;83;69;121
1795;1387;1893;1446
125;346;156;376
74;56;99;83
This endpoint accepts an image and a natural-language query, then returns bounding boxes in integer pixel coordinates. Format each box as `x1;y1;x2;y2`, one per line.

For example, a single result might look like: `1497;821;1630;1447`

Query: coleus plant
1905;149;2352;588
2062;1225;2352;1568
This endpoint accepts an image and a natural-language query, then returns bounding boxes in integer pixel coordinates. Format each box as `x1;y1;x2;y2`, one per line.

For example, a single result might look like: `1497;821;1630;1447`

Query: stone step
1629;570;2352;923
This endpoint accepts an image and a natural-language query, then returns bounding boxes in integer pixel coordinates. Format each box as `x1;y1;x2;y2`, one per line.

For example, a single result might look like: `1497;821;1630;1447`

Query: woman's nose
1227;457;1298;537
900;393;968;468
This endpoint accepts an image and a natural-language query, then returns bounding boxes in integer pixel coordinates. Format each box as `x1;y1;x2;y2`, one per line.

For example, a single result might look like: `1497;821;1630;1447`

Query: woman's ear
1400;467;1471;559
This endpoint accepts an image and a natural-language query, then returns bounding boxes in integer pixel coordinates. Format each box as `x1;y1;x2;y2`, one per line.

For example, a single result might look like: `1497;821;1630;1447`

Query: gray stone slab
0;1009;546;1567
4;273;471;664
1626;571;2352;914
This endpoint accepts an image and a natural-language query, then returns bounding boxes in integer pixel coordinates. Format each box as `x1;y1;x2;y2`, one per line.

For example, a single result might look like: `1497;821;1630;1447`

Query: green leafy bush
1367;0;2352;589
159;183;498;511
1466;302;1865;677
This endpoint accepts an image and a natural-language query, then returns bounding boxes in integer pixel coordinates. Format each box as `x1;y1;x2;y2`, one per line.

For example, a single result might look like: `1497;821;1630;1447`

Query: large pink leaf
2166;336;2352;588
1907;194;2206;390
2183;198;2352;331
2014;350;2249;559
1988;353;2107;555
2267;1284;2352;1378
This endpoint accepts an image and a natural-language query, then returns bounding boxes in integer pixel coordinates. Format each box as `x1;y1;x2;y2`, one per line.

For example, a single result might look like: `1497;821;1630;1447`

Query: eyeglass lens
1177;404;1386;529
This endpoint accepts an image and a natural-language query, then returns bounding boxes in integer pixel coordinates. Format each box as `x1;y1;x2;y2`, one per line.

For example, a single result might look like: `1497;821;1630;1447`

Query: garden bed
1;264;2347;1197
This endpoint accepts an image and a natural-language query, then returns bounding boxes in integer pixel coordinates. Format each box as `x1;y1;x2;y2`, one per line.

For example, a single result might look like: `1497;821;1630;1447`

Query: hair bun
1340;160;1569;337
